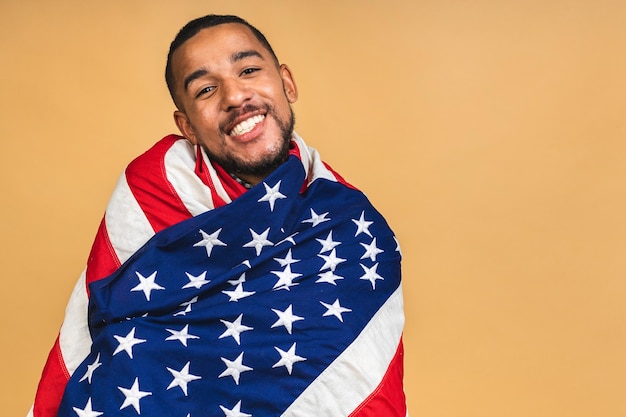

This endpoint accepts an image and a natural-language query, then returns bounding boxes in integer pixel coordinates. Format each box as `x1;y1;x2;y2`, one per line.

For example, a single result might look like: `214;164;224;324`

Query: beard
203;104;296;179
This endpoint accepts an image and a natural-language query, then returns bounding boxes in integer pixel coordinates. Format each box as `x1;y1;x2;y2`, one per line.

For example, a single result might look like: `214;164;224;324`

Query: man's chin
204;145;289;179
231;153;289;178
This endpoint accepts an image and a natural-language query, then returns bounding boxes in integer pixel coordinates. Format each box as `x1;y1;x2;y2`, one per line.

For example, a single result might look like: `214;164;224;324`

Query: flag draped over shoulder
30;134;406;417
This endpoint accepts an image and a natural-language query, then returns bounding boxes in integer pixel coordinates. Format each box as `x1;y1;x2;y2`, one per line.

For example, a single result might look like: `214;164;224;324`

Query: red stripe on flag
125;135;194;233
193;145;231;207
85;217;121;286
208;160;248;202
32;337;69;417
349;340;406;417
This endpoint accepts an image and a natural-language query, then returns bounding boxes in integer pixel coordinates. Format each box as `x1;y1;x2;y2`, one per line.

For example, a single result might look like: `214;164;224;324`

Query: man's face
171;23;298;184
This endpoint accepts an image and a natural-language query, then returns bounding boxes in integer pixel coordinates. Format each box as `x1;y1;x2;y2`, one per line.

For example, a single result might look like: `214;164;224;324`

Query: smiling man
169;20;298;186
29;15;406;417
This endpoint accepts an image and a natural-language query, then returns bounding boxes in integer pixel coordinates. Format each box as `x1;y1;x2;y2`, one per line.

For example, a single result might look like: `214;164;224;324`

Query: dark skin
171;23;298;185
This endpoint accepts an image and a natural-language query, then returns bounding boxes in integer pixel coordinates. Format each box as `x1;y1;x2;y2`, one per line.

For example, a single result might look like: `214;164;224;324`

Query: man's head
165;15;279;108
166;15;298;185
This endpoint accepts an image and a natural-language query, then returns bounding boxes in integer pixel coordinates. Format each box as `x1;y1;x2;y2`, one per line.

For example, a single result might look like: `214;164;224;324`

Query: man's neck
229;173;256;189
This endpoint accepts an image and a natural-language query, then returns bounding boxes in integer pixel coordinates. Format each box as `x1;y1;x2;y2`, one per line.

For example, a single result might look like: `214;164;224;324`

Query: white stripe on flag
292;133;339;186
198;145;232;206
164;140;224;216
58;270;91;377
282;286;405;416
105;172;155;264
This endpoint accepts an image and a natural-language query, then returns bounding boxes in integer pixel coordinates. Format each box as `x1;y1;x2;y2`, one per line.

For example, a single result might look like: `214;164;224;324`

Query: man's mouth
229;114;266;136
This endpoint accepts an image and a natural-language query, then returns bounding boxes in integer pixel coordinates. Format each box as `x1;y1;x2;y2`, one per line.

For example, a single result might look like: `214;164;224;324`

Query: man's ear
173;110;198;145
280;64;298;103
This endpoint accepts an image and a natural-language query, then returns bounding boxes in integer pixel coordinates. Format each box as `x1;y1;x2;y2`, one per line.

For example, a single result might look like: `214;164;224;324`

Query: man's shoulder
117;134;199;230
122;134;193;200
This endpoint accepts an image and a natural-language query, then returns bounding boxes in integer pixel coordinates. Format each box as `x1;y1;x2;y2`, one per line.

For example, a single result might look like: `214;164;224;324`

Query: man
30;15;406;417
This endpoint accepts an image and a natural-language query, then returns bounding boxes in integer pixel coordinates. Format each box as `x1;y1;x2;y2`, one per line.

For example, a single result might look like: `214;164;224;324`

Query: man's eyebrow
183;68;209;92
231;50;264;62
183;51;265;92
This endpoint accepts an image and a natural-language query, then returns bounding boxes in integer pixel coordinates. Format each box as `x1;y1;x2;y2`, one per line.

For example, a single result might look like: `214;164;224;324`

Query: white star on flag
131;271;165;301
174;296;198;316
243;227;273;255
218;352;253;385
258;180;287;211
193;228;227;257
219;314;254;345
166;361;201;396
360;238;384;262
352;210;374;237
360;262;384;289
394;236;402;255
316;230;341;253
165;324;199;347
271;264;302;291
273;248;300;267
222;282;256;302
79;353;102;384
316;270;344;285
271;304;304;334
118;377;152;413
113;327;146;359
275;232;298;246
320;299;352;322
318;248;347;272
219;400;252;417
272;342;306;374
72;398;103;417
182;271;210;289
227;272;247;286
302;208;331;227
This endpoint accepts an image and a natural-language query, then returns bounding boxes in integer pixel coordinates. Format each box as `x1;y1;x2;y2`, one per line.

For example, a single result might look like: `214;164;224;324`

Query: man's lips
228;114;266;137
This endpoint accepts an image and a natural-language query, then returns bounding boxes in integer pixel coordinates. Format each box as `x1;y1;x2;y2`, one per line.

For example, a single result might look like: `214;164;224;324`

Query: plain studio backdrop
2;1;626;416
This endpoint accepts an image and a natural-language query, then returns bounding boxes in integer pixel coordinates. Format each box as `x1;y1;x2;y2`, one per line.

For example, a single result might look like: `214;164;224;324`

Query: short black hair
165;14;279;110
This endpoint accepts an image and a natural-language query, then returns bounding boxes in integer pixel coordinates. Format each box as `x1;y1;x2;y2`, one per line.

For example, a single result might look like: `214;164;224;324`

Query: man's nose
221;78;252;111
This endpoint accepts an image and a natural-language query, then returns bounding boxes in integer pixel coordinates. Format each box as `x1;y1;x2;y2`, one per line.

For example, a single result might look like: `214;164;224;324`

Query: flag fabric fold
30;134;406;417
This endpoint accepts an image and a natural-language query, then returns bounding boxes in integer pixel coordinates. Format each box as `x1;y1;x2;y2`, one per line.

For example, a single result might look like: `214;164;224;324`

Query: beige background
2;1;626;416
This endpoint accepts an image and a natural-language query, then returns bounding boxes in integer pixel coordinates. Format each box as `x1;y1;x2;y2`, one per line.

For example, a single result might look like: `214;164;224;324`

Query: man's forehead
175;23;264;63
170;22;275;101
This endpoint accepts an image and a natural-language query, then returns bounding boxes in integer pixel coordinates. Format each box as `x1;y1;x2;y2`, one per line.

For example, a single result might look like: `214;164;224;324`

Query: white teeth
230;115;265;136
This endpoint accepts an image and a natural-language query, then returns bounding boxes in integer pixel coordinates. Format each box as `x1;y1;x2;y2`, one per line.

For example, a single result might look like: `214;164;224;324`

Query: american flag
29;134;406;417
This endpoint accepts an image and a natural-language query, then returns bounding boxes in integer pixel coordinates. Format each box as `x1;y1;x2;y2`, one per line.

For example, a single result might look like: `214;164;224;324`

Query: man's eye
241;67;260;76
196;86;215;98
